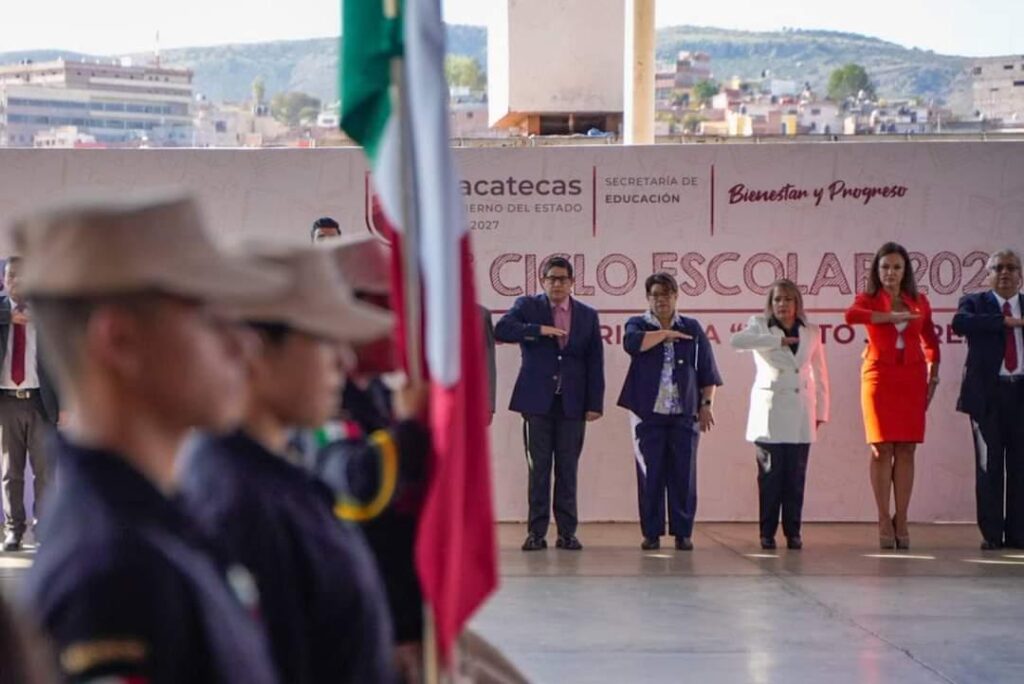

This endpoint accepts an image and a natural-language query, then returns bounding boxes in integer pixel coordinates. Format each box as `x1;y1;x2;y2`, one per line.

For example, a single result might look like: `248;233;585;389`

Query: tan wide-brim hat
318;233;391;296
228;242;394;344
9;190;286;301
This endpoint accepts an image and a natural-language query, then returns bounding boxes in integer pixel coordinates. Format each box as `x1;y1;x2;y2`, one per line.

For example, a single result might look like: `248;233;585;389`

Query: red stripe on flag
376;202;498;663
415;235;498;661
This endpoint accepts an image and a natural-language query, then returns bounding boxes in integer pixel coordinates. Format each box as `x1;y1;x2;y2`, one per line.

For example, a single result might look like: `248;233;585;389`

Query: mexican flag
339;0;498;665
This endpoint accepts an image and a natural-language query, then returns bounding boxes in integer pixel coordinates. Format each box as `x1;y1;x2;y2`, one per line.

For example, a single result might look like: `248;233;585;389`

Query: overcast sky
1;0;1020;57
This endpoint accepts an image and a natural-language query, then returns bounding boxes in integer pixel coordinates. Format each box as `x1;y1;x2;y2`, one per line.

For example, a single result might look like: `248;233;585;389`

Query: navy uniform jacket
617;314;723;419
952;290;1024;419
179;431;395;684
494;294;605;418
21;436;278;684
312;380;428;644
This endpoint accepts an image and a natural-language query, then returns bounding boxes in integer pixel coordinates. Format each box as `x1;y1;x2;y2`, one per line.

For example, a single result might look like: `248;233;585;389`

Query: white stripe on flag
374;114;404;231
403;0;465;386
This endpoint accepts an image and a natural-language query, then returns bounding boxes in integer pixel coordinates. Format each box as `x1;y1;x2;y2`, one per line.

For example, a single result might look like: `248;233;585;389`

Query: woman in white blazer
730;279;830;550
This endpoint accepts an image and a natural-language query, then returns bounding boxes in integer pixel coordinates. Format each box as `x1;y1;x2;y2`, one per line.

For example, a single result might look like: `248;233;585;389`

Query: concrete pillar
623;0;656;145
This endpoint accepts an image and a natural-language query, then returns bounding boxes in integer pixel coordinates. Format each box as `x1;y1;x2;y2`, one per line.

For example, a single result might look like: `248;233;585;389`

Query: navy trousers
631;413;699;540
754;442;811;541
522;397;586;538
970;380;1024;547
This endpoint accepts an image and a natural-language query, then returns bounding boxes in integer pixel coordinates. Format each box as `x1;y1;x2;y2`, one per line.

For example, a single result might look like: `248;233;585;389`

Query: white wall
1;142;1021;525
489;0;625;126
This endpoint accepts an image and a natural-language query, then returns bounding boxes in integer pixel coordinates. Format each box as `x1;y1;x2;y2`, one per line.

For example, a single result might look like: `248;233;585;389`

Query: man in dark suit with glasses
495;256;605;552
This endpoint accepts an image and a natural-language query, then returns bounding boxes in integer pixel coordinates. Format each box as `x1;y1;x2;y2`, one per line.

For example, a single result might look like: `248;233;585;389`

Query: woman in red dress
845;242;940;550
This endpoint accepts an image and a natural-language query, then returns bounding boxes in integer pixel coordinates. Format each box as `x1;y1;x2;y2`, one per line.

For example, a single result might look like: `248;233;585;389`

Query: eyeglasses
543;276;572;285
991;264;1021;273
648;292;676;301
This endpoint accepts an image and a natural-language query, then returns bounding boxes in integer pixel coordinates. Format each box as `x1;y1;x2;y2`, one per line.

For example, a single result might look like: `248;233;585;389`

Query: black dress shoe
2;532;22;552
555;535;582;551
521;534;547;551
980;539;1003;551
641;537;660;550
674;536;693;551
786;536;803;550
760;537;777;550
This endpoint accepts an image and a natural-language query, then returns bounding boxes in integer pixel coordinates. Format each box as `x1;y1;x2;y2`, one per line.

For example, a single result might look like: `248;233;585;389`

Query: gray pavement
470;523;1024;684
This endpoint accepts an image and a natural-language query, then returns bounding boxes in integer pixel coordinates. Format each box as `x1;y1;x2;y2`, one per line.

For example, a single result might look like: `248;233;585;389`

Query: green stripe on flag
340;0;404;161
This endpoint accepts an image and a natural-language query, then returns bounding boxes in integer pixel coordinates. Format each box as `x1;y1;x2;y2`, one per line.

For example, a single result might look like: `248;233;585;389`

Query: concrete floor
3;523;1024;683
470;523;1024;684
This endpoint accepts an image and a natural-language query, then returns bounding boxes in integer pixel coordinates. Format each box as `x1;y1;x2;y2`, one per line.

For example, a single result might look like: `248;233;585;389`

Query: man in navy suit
495;257;605;551
952;248;1024;550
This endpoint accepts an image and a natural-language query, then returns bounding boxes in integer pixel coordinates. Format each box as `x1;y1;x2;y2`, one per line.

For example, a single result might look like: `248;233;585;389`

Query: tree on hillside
693;79;720;106
270;91;321;126
444;55;485;91
827;63;875;103
251;77;266;105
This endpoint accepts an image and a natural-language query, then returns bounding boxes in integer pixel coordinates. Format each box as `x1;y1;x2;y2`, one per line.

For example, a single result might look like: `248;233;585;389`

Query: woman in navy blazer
618;272;722;551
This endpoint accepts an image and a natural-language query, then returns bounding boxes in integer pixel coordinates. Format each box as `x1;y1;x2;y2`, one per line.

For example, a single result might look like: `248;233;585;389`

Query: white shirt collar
643;310;681;328
993;291;1022;314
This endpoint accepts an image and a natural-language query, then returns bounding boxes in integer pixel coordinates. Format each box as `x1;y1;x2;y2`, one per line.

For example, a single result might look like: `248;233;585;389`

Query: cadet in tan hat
307;235;431;682
177;244;398;684
313;232;524;684
12;191;284;684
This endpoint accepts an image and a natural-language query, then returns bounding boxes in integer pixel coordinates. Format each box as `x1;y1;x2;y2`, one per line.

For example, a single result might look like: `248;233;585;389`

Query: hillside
0;25;972;110
659;26;970;107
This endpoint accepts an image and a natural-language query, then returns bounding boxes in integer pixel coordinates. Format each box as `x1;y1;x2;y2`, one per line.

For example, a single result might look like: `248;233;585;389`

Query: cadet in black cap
11;191;285;684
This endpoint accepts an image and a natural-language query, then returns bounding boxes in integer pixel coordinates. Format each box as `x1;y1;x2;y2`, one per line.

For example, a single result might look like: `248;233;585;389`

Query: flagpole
386;0;440;680
391;41;422;383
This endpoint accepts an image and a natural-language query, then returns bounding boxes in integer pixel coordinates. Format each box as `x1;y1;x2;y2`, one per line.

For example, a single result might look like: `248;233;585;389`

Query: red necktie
1004;301;1019;373
11;304;25;386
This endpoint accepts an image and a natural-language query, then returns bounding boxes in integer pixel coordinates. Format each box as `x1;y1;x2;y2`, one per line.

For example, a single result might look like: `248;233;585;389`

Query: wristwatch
700;399;713;407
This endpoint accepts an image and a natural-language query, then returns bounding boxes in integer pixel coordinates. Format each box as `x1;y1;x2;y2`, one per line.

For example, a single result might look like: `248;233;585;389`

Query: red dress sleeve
917;294;941;364
845;293;876;325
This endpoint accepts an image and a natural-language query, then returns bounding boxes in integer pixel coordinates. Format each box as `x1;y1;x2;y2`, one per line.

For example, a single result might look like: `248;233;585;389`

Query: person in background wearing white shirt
731;279;830;551
952;248;1024;551
0;257;60;552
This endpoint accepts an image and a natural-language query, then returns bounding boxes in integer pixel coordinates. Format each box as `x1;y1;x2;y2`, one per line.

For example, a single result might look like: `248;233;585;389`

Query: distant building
760;78;798;98
32;126;100;148
798;101;842;136
673;51;712;89
710;89;743;111
488;0;624;135
970;55;1024;123
0;58;194;147
192;98;290;147
655;51;713;111
450;98;496;138
316;111;341;129
869;103;931;135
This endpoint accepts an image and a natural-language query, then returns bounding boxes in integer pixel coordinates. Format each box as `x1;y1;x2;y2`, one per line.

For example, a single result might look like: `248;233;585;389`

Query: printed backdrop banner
1;142;1021;522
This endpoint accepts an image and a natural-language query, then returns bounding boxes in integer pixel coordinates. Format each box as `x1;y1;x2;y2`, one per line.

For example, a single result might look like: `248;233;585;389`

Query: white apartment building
0;58;193;147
